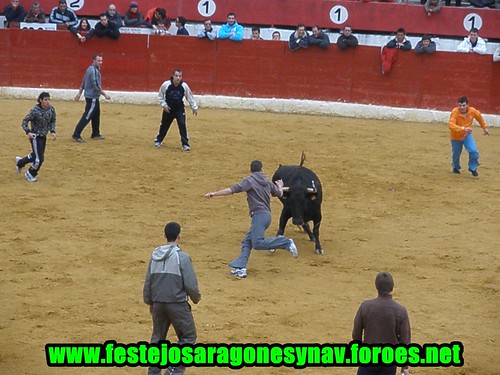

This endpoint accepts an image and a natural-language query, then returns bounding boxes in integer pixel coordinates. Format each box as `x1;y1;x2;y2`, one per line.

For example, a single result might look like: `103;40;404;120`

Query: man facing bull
205;160;298;279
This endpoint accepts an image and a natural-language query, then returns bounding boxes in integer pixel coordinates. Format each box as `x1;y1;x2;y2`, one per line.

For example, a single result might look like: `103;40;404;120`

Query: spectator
105;3;123;28
272;31;281;41
4;0;26;26
24;1;45;23
448;96;488;176
145;7;170;31
352;272;411;375
143;221;201;375
175;16;189;35
124;1;147;28
71;18;94;43
414;34;436;54
386;27;412;50
424;0;443;15
197;19;216;40
289;23;309;51
444;0;461;6
493;45;500;62
49;0;77;30
457;27;487;55
251;27;263;40
94;12;120;40
336;25;359;50
308;25;330;49
218;12;243;42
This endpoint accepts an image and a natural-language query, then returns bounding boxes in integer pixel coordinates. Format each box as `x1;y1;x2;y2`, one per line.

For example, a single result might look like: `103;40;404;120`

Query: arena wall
1;29;499;125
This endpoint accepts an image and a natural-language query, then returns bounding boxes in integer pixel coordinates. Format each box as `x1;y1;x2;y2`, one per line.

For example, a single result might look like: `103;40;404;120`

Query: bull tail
300;151;306;167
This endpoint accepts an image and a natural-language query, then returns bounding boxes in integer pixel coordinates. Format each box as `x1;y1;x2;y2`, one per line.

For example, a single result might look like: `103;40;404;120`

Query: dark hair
92;53;103;62
177;16;186;26
99;12;108;19
78;18;90;30
375;272;394;294
297;23;306;29
458;96;468;104
421;34;431;41
250;160;262;173
227;12;236;18
37;91;50;103
156;8;166;20
251;27;260;33
396;27;406;34
470;27;479;33
164;222;181;242
171;68;183;76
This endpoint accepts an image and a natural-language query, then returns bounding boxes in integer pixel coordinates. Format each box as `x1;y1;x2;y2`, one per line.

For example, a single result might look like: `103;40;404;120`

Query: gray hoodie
80;64;102;99
230;171;281;216
143;245;201;304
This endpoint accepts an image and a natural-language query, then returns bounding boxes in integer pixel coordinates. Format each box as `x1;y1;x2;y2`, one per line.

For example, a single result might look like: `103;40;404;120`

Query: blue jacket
218;22;243;41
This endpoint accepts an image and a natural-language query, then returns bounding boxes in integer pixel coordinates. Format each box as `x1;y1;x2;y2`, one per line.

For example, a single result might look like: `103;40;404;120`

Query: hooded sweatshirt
230;171;281;216
143;245;201;304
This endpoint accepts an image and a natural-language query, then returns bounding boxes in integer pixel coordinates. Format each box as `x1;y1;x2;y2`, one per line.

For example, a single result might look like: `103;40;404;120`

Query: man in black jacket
94;12;120;39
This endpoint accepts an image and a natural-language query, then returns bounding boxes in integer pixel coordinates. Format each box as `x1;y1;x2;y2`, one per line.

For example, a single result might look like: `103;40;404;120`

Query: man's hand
483;128;489;136
192;109;198;116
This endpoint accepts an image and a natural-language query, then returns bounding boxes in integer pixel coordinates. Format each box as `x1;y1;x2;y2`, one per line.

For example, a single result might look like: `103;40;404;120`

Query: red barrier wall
2;0;499;39
1;29;499;114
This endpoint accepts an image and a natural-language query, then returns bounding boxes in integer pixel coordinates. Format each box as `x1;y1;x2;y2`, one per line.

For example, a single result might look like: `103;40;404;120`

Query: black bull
272;163;323;255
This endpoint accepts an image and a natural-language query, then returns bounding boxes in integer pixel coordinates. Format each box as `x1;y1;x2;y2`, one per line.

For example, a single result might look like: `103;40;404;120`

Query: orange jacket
448;106;487;141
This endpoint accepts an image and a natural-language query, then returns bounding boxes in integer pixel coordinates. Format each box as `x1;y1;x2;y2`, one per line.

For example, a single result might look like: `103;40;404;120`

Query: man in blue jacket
217;12;243;41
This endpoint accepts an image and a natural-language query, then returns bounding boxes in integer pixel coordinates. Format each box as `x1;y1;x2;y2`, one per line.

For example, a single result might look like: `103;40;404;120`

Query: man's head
421;35;431;47
58;0;67;11
250;160;263;173
312;25;321;37
32;1;40;10
176;16;186;27
164;222;181;242
129;1;138;12
11;0;20;8
226;12;236;26
93;54;104;69
99;13;109;26
342;25;352;37
171;69;183;85
469;27;479;43
458;96;469;114
108;4;117;14
395;28;406;43
375;272;394;295
251;27;261;40
296;24;306;38
272;31;281;41
37;91;51;108
203;19;212;30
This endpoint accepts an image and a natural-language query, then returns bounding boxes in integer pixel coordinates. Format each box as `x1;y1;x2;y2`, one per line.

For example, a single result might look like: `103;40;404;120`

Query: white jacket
457;37;487;55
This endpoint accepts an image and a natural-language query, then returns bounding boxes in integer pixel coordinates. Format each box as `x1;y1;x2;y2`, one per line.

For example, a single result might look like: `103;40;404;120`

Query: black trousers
73;97;101;138
155;109;189;147
18;135;47;177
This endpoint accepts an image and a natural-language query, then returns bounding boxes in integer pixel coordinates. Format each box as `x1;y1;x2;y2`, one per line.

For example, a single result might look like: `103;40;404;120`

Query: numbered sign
198;0;216;17
329;5;348;25
463;13;483;32
67;0;84;11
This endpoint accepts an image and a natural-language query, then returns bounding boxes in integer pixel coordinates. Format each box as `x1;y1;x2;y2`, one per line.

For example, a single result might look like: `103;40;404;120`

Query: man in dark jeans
72;54;111;142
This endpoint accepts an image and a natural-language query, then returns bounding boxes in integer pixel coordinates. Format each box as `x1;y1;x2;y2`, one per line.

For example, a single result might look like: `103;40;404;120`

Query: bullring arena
1;94;498;374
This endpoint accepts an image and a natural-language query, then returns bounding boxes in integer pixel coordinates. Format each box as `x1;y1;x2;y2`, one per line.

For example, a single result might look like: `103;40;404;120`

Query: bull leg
301;223;316;242
312;217;323;255
277;210;290;236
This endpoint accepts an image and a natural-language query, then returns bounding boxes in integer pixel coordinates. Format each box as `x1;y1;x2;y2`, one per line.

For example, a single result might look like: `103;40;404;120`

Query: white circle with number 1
198;0;216;17
329;5;348;25
463;13;483;33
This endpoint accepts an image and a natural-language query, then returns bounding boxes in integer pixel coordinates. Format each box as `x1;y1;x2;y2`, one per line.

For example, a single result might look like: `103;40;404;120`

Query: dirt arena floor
0;97;498;375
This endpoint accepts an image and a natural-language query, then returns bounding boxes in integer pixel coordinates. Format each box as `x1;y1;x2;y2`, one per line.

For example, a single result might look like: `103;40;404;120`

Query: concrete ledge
1;87;498;127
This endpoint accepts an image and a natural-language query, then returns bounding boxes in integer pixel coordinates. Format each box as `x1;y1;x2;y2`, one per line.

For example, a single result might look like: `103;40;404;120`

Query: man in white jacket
457;27;487;55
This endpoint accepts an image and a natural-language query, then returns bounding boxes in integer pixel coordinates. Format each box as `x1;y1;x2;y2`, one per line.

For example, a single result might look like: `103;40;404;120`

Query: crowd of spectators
1;1;498;61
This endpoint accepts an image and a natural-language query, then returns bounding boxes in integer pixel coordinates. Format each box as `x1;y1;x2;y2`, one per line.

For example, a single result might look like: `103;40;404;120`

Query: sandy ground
0;98;498;375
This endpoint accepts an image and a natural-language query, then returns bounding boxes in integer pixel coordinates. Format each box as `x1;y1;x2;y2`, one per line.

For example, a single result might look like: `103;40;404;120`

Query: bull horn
306;188;316;193
282;187;290;192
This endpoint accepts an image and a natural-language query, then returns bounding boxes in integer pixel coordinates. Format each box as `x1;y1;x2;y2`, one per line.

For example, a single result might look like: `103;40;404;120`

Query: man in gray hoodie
205;160;298;279
143;221;201;375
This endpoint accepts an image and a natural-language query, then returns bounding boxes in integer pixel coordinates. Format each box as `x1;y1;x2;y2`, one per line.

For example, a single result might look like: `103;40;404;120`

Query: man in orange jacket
448;96;489;176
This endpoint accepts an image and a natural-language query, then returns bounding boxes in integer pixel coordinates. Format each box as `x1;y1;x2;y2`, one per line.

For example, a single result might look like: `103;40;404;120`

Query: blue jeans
228;212;292;269
450;134;479;171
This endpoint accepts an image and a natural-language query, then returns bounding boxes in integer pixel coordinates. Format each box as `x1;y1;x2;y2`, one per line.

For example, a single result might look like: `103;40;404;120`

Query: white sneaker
25;171;37;182
154;141;161;147
288;239;298;258
230;268;247;278
15;156;22;173
181;145;190;151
